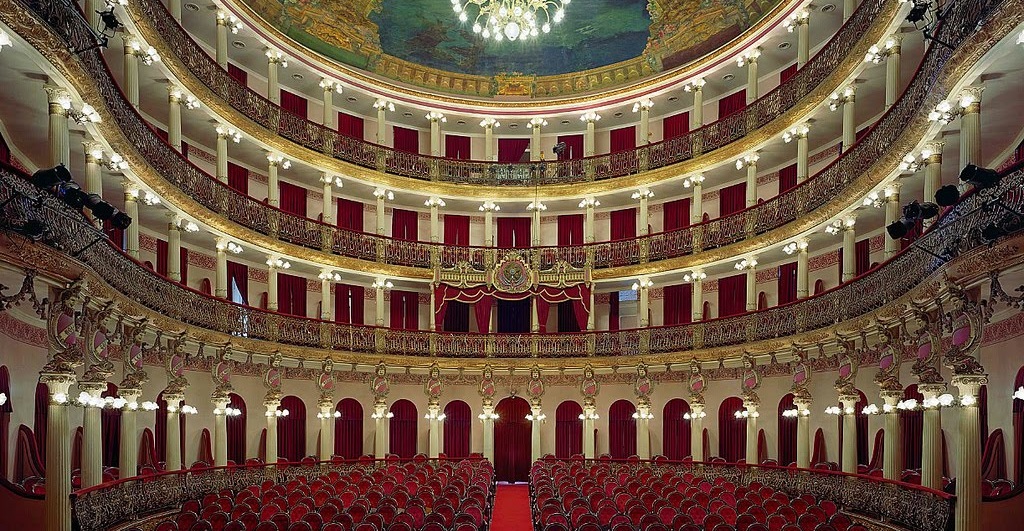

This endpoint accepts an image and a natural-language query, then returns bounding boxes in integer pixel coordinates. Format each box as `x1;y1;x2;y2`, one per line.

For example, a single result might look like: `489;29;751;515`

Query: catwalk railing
530;458;955;531
135;0;885;186
1;160;1021;357
15;0;1005;271
70;457;494;531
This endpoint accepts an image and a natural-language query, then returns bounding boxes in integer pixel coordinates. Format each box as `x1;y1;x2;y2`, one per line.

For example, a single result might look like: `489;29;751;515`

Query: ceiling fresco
240;0;782;97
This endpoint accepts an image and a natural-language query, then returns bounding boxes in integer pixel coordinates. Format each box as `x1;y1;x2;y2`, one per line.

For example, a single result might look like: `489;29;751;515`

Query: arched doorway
494;396;531;483
555;401;583;458
334;398;363;459
443;400;472;458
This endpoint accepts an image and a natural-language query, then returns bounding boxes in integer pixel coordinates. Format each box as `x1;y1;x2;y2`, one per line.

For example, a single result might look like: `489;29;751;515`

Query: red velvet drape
494;397;531;482
663;399;692;460
280;90;308;119
391;208;419;241
901;385;925;471
609;400;637;458
717;274;747;317
156;239;169;278
336;198;364;231
444;215;470;246
779;164;798;194
556;134;584;160
610;126;637;153
778;262;798;305
445;134;471;160
334;284;365;325
610;208;637;241
226;393;246;464
227;63;247;85
497;299;531;333
443;400;472;458
719;183;747;216
663;199;691;232
1014;366;1024;483
718;397;746;462
855;239;871;276
100;383;120;469
663;112;690;140
389;400;418;458
718;90;747;118
334;398;363;459
474;297;493;334
338;112;364;140
393;126;420;154
103;219;124;250
609;292;620;331
442;301;470;332
555;401;583;459
389;290;419;330
279;181;307;217
277;272;307;317
278;396;306;462
663;284;693;325
498;138;531;163
777;394;797;466
780;64;798;83
227;162;248;194
557;214;584;246
497;217;531;248
226;260;248;304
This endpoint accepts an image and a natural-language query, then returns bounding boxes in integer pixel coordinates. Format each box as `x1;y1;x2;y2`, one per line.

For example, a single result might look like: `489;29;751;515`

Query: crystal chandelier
452;0;571;41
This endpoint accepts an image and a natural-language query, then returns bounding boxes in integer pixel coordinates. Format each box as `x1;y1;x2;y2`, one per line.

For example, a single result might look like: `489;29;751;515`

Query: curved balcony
129;0;892;190
3;160;1020;361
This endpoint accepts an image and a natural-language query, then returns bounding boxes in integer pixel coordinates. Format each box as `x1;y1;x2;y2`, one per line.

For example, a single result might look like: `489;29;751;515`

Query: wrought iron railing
14;0;1007;272
2;160;1020;357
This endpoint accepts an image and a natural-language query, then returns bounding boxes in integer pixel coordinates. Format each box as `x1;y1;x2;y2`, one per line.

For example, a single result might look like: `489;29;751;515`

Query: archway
334;398;363;459
278;395;307;462
443;400;472;458
494;396;531;483
662;399;691;460
389;399;418;458
608;400;637;458
555;401;583;458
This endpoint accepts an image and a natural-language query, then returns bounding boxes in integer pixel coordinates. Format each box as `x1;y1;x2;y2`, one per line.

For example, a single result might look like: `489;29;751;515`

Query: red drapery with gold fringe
433;284;590;333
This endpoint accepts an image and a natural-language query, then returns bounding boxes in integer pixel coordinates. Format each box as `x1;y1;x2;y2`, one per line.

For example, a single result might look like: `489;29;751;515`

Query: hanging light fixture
452;0;571;42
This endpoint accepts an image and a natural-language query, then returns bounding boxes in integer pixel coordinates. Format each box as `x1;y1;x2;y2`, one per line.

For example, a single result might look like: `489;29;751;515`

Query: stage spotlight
935;185;960;207
84;193;114;219
886;218;915;240
109;211;132;230
552;142;567;156
57;181;88;209
959;164;1000;189
31;164;72;189
980;222;1008;243
97;8;122;34
20;219;47;241
906;1;928;23
919;202;940;219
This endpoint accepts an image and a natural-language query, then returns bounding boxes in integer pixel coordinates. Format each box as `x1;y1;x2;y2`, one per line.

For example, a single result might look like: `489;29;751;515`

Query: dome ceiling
237;0;783;98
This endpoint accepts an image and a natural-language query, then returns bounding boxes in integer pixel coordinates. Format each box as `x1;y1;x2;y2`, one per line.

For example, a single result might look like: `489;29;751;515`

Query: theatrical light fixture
266;257;291;269
526;413;547;421
320;174;344;188
632;411;655;420
828;86;855;111
865;36;900;63
683;270;707;282
141;401;159;411
736;154;759;170
578;412;599;420
980;222;1009;244
528;117;547;128
479;117;500;128
960;394;976;406
736;48;761;67
317;411;342;419
898;152;924;173
782;124;809;143
578;197;600;208
424;412;447;421
682;174;705;188
216;125;242;143
0;30;11;52
31;164;72;189
125;37;160;65
782;240;807;255
213;407;242;417
526;201;547;212
217;11;243;34
373;188;394;201
318;270;343;282
318;79;343;93
734;258;757;270
922;394;955;408
478;411;499;420
267;153;291;169
886;200;939;240
682;411;706;420
824;217;854;236
580;111;601;123
426;111;447;123
734;410;759;419
631;278;653;291
631;189;655;200
824;406;842;415
68;102;102;124
682;78;706;92
934;185;961;207
266;408;290;417
781;408;810;418
782;9;809;32
551;142;567;156
632;99;654;113
861;404;880;415
373;99;396;112
30;165;131;230
479;200;501;212
372;278;394;290
371;411;395;420
265;49;288;67
896;399;919;410
218;240;243;254
424;197;447;208
960;164;1000;189
453;0;571;41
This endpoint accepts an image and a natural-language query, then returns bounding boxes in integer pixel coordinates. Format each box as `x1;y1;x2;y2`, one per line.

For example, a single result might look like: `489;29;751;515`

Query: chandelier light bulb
0;392;6;406
528;117;548;128
683;78;706;92
479;200;501;212
631;189;654;200
683;270;706;282
682;174;705;188
578;197;600;208
0;30;11;52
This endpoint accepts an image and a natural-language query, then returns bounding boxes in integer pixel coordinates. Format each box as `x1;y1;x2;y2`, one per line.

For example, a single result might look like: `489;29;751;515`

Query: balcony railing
2;159;1020;358
132;0;887;186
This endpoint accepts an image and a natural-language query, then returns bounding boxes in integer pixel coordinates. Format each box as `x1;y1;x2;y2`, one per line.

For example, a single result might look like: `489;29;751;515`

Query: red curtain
103;219;125;250
663;284;693;325
663;199;691;232
338;112;364;140
226;393;246;464
227;63;247;85
334;398;363;459
494;397;531;482
227;261;248;304
717;274;747;317
779;164;798;194
180;248;189;285
778;394;796;466
445;134;471;160
444;215;470;246
778;262;798;305
497;217;531;248
280;90;308;119
557;214;584;246
498;138;531;163
391;208;419;241
718;397;746;462
278;396;306;462
663;399;692;460
663;112;690;140
443;301;470;332
555;401;583;458
279;181;307;217
393;126;420;154
780;64;798;83
336;198;364;231
156;239;169;278
100;383;121;468
227;162;248;194
610;208;637;241
718;90;747;118
474;298;493;334
497;299;531;333
0;366;10;478
389;400;418;458
719;183;747;216
556;134;584;160
1014;367;1024;483
442;400;472;458
556;301;580;333
901;385;924;471
609;400;637;458
609;292;620;331
855;239;871;276
610;126;637;153
277;272;307;317
0;132;10;164
390;290;419;330
334;284;365;325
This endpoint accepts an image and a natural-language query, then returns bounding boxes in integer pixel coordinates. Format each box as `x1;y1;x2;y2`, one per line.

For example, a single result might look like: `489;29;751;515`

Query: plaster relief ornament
120;322;148;389
264;352;283;402
873;326;902;393
687;359;706;405
911;311;944;385
478;365;496;408
424;363;443;407
371;362;390;407
164;337;189;395
740;354;761;405
493;252;533;293
212;346;235;397
45;279;87;372
634;361;654;411
834;339;859;396
791;351;812;402
942;282;991;376
527;365;545;408
82;308;115;382
580;364;599;409
318;358;336;397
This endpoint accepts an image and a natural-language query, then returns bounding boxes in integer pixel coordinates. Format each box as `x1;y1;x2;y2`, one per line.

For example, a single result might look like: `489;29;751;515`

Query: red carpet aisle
491;484;534;531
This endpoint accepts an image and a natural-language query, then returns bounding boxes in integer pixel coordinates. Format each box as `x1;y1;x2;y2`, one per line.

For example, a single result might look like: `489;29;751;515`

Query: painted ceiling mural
241;0;782;97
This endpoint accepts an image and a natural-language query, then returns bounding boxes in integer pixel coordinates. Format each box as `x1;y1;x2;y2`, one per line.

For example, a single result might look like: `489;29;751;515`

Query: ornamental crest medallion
493;253;533;294
527;365;545;401
479;365;496;407
424;364;443;405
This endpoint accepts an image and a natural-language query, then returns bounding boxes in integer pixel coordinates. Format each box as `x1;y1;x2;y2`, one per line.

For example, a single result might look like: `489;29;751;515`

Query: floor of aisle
490;484;534;531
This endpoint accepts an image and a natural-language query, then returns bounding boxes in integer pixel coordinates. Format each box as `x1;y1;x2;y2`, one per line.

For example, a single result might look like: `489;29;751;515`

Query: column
374;279;386;326
79;382;105;488
374;189;388;236
794;11;810;68
212;396;230;467
265;400;280;463
744;402;759;464
427;404;441;458
635;279;651;327
167;87;183;152
634;189;652;236
426;197;444;243
83;142;103;197
529;407;545;463
318;401;334;460
743;49;761;104
885;36;902;109
320;173;338;225
634;99;653;145
123;185;140;259
884;183;902;257
529;203;545;246
528;118;546;161
427;112;445;157
792;125;810;182
844;0;857;21
952;375;986;531
481;118;499;161
122;36;140;108
841;216;856;282
45;86;70;168
215;12;232;69
686;80;705;129
480;406;496;462
215;125;236;183
690;271;704;322
319;269;333;320
320;79;341;128
267;154;287;208
959;87;984;169
118;389;141;479
922;142;944;227
690;176;704;225
634;404;651;459
164;393;184;471
85;0;102;28
744;153;759;208
267;257;280;311
40;371;75;531
840;395;858;473
215;238;229;299
582;406;597;459
880;391;901;481
796;241;809;298
836;85;856;152
480;201;498;246
740;259;758;312
919;384;946;490
794;398;812;468
582;199;597;244
689;404;705;460
266;50;286;105
581;112;600;157
168;0;181;21
372;404;389;458
374;100;393;146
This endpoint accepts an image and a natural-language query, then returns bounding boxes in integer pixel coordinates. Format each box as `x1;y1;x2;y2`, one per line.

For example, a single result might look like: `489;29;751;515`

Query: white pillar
164;393;184;471
215;125;235;183
794;398;811;468
743;260;758;312
691;273;704;322
795;14;810;68
581;112;600;157
841;217;856;282
634;100;653;145
374;280;386;326
745;51;760;104
265;400;280;463
45;86;70;168
636;190;651;236
687;80;705;129
267;154;285;208
79;382;105;488
745;155;759;208
635;404;651;459
840;395;859;473
481;202;498;246
952;375;986;531
884;184;902;258
582;406;597;459
375;191;387;236
880;391;901;481
690;178;703;225
796;241;809;298
123;185;140;259
744;403;759;464
844;0;857;20
922;143;944;228
267;258;280;311
266;51;286;105
427;405;441;458
583;201;596;243
320;79;341;128
374;101;391;146
122;36;141;108
118;389;141;479
959;87;984;168
636;280;651;327
530;407;544;463
481;406;496;462
919;385;946;491
690;404;705;460
167;87;183;152
83;142;103;197
840;86;857;152
528;118;546;161
215;239;229;299
168;0;182;20
320;270;333;320
530;205;544;247
215;12;231;69
481;118;498;161
427;198;442;243
427;112;445;157
320;173;337;225
795;128;810;183
885;36;902;110
373;404;388;458
85;0;102;28
319;401;334;460
41;372;75;531
212;397;230;467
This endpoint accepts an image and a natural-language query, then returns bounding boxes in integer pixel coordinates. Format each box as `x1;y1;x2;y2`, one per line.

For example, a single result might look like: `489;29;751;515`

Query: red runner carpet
490;484;534;531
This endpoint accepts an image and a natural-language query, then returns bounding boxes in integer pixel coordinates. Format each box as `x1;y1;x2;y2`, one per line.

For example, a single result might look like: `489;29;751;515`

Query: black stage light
84;193;116;220
919;202;940;220
906;1;928;23
935;185;960;207
98;8;122;34
903;201;922;220
110;211;132;230
960;164;1000;189
980;222;1008;243
20;219;47;241
886;219;914;240
31;164;72;189
57;181;88;209
552;142;567;156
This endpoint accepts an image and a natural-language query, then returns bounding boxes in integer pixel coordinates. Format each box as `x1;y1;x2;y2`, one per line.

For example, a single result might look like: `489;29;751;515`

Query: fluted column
840;86;857;152
791;125;810;182
881;184;900;259
319;269;333;320
582;405;597;459
168;0;181;20
215;239;229;299
686;80;705;129
635;189;652;236
318;401;334;460
481;202;498;247
267;257;281;311
844;0;857;21
744;153;759;208
374;189;388;236
796;241;809;298
118;389;141;479
45;86;70;168
529;118;546;161
841;216;856;282
839;395;859;473
79;382;105;488
582;199;596;244
123;185;140;259
738;258;758;312
690;272;704;322
85;0;102;28
635;279;651;327
267;154;287;208
528;203;545;247
372;404;389;458
529;408;545;463
744;402;759;464
374;100;392;146
922;143;944;229
122;36;141;108
690;177;704;225
634;403;651;459
167;87;184;152
919;384;946;490
212;396;230;467
164;393;185;471
320;173;338;225
427;112;445;157
952;375;986;531
215;12;233;68
374;279;386;326
266;50;286;105
482;118;499;161
215;125;237;183
743;50;761;104
880;391;902;481
427;404;441;458
885;36;902;109
794;12;810;68
689;404;705;460
265;400;281;463
320;79;341;128
634;99;653;146
83;142;103;198
794;398;812;468
41;371;75;531
480;406;496;462
426;197;444;243
959;87;984;169
581;112;600;157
